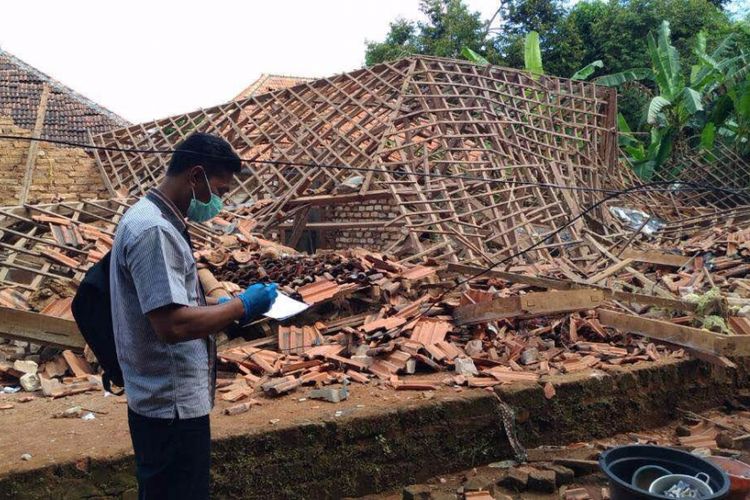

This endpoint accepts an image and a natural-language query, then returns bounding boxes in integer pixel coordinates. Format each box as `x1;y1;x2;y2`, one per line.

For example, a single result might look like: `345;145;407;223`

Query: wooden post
19;84;51;204
286;205;310;249
88;130;117;197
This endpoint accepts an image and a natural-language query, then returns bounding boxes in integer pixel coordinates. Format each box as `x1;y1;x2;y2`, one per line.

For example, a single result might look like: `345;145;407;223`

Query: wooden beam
285;190;391;207
0;307;84;350
598;309;750;356
447;263;697;312
453;289;605;326
620;249;691;268
87;130;118;197
286;205;310;249
447;263;575;290
587;258;634;285
277;220;403;230
19;84;51;204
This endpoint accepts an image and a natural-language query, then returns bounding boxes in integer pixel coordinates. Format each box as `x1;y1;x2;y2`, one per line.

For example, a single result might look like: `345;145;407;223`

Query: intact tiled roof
233;73;315;100
0;49;130;144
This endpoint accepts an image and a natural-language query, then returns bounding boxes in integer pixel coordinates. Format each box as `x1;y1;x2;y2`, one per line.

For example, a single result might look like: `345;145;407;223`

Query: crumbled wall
0;116;108;205
325;201;403;250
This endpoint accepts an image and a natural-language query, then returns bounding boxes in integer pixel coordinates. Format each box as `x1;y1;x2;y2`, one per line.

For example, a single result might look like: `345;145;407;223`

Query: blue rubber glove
237;283;278;321
217;296;231;305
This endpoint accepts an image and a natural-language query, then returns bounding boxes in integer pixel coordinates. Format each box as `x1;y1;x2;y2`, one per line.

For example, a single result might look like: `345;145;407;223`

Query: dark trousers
127;407;211;500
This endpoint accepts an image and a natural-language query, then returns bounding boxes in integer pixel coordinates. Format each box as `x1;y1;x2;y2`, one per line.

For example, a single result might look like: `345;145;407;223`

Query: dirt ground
0;372;475;477
356;407;750;500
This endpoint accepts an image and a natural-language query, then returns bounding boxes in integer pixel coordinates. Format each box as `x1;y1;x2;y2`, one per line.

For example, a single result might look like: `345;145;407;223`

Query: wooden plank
88;130;117;197
584;234;674;300
598;309;750;356
286;190;391;207
620;249;691;268
453;295;523;325
447;263;575;290
447;263;696;312
587;258;634;284
276;221;402;230
729;317;750;336
521;289;605;315
454;289;605;326
19;84;51;204
0;307;84;350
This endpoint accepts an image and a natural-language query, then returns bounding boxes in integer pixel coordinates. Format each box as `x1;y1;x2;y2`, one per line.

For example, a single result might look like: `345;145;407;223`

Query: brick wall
0;116;108;205
324;200;403;251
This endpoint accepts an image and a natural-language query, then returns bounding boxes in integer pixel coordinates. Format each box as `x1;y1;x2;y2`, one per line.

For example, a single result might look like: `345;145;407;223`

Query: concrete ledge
1;357;747;499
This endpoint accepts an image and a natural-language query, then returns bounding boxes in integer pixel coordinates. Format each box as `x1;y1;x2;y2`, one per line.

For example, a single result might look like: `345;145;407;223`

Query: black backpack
71;251;124;395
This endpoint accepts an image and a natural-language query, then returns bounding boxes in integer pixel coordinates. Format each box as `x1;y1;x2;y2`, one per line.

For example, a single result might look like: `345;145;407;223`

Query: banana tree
461;33;603;81
597;21;750;178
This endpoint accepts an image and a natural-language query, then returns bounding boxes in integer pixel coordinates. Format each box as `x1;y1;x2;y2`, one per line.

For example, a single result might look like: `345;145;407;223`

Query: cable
1;133;744;289
1;135;745;293
0;133;615;194
1;133;748;198
415;179;725;319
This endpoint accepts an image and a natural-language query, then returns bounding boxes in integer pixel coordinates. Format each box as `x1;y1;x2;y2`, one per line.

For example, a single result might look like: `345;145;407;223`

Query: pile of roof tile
34;214;114;266
0;345;101;397
3;208;750;404
204;221;750;405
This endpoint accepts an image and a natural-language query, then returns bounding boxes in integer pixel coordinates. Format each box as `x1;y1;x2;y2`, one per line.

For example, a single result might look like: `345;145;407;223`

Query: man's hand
219;283;278;322
238;283;278;321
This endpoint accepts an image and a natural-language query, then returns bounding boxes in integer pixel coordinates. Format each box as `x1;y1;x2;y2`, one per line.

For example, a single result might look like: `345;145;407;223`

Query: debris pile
197;219;750;407
2;210;750;405
0;345;102;397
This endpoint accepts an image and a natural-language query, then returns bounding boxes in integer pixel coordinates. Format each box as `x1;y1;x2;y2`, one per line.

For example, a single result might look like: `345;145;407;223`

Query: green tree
497;0;586;76
566;0;733;75
365;0;499;66
364;19;419;67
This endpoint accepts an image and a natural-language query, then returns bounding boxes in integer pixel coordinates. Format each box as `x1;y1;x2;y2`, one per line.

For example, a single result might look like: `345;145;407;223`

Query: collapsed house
1;56;750;404
88;56;622;262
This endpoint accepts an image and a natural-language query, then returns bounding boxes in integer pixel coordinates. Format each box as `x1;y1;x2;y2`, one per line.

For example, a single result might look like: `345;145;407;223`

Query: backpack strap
102;373;124;396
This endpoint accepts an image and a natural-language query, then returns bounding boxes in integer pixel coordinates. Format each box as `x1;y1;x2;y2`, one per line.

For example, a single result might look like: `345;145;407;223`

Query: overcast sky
0;1;498;124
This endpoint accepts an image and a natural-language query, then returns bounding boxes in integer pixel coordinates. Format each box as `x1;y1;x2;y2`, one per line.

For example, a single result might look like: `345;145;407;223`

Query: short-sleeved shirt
110;189;216;419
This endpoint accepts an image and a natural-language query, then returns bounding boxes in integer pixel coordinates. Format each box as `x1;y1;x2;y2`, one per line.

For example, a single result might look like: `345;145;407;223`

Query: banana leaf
524;31;543;79
701;122;716;149
594;68;652;87
461;47;489;66
647;96;672;125
571;60;603;80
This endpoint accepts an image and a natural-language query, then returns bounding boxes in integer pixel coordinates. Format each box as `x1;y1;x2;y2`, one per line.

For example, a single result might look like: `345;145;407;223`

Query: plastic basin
709;456;750;500
599;445;730;499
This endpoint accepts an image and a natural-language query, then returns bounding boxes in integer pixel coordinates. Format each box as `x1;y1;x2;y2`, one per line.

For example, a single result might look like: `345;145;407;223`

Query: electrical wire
0;134;744;350
1;134;749;198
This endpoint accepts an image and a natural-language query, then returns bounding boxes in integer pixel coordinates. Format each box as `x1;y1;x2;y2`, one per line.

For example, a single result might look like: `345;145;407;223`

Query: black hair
167;132;241;177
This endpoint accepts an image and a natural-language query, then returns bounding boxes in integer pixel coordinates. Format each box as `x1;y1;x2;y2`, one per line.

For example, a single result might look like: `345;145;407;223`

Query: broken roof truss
90;56;621;264
3;56;749;302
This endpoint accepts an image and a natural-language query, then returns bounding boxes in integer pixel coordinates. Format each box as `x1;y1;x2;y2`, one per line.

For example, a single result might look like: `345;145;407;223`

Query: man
110;132;277;499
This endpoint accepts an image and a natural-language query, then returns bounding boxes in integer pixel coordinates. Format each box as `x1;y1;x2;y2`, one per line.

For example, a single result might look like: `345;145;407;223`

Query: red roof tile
400;265;437;281
298;279;340;304
233;73;315;101
0;49;129;144
40;297;74;320
410;319;451;345
278;325;323;354
361;316;406;333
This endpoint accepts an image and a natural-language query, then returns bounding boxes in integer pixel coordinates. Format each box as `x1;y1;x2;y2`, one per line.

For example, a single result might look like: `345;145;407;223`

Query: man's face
189;166;234;203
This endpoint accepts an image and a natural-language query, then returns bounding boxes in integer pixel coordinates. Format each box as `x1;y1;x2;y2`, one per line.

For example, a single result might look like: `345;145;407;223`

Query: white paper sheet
263;293;310;321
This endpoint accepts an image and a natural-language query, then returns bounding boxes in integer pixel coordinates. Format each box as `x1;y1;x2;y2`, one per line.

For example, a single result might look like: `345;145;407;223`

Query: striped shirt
110;189;216;419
